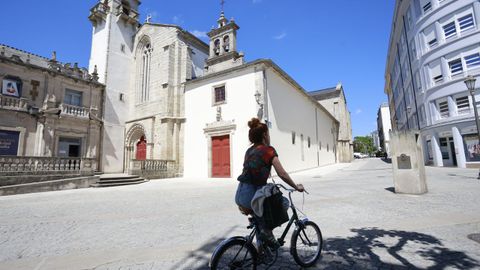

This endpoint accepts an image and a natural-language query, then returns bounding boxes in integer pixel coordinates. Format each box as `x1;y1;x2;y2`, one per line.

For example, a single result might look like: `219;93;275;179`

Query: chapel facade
88;0;341;177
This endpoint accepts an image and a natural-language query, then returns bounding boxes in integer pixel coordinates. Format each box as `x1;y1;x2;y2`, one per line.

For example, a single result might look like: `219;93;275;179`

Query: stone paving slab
0;159;479;269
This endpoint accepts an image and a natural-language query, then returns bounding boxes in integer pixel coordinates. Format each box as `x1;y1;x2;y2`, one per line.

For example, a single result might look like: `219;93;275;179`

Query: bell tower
205;10;244;74
88;0;140;173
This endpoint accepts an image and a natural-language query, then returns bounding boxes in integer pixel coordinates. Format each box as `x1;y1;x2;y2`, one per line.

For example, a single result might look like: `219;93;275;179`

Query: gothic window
223;35;230;52
136;38;152;104
141;43;152;102
214;39;220;56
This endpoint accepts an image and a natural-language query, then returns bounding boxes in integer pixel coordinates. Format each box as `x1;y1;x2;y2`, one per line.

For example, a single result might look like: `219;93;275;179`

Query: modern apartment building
385;0;480;168
377;103;392;157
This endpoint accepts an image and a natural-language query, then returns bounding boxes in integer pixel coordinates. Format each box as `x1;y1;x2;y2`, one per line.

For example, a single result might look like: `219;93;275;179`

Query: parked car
354;152;369;159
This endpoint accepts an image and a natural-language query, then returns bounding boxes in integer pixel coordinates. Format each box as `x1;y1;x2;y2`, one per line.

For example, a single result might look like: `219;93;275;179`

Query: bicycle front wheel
290;220;323;267
210;238;257;270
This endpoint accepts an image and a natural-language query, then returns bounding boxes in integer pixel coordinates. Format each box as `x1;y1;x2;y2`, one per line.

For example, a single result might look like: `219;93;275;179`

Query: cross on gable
30;80;40;101
220;0;225;12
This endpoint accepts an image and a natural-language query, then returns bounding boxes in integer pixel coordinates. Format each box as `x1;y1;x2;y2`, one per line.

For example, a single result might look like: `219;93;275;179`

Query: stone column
431;134;443;167
34;121;44;156
452;126;466;168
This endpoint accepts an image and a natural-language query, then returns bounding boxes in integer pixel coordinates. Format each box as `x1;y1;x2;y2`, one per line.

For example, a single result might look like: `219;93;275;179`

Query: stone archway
125;124;149;171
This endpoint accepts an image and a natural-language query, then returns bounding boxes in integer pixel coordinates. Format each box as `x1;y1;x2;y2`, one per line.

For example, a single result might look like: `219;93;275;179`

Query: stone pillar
34;121;44;156
447;96;456;117
435;22;444;44
390;130;428;194
452;126;466;168
431;134;443;167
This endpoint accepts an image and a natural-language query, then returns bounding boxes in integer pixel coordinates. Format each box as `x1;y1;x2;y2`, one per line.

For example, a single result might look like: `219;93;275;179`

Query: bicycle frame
209;184;310;268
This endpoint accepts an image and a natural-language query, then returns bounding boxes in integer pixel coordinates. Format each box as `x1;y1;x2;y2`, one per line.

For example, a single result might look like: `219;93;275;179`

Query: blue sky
0;0;394;137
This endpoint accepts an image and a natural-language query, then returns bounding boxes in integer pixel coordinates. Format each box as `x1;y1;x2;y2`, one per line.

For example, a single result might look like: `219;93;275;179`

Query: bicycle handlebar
275;183;309;194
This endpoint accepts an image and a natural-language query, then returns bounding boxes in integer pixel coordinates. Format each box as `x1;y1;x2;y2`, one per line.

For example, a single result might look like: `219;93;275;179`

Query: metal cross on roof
220;0;225;12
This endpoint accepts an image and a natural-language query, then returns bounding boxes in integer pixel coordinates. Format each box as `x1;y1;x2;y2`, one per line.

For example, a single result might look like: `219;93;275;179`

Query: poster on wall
2;78;21;97
463;134;480;162
0;130;20;156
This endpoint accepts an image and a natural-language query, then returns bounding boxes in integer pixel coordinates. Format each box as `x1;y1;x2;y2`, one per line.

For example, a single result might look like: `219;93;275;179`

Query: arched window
141;43;151;102
136;37;152;103
223;35;230;52
214;39;220;56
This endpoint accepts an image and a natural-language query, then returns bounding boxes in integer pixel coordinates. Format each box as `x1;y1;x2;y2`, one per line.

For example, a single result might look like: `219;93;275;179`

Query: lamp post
464;75;480;179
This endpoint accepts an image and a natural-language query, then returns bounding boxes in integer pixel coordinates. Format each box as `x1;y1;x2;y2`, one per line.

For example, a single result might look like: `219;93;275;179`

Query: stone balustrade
0;95;28;112
0;156;97;176
62;104;89;118
129;159;177;179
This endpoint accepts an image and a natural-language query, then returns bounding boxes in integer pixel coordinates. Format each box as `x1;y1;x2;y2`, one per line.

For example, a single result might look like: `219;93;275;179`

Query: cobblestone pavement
1;158;480;269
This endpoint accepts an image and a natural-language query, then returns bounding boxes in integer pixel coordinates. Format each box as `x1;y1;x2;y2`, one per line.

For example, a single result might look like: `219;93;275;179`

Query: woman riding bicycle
235;118;305;247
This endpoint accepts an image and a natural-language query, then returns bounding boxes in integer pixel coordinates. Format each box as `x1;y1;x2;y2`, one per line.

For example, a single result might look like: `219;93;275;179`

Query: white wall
266;68;336;173
184;68;258;178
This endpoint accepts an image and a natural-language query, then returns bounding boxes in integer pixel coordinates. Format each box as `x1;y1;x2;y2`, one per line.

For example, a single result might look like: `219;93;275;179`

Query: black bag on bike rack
263;187;289;230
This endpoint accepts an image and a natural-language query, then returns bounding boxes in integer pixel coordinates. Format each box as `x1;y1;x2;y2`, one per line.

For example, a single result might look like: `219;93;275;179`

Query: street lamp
464;75;480;179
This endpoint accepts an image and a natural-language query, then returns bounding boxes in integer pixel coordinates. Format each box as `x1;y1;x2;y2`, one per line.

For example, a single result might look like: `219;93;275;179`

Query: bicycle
209;184;323;269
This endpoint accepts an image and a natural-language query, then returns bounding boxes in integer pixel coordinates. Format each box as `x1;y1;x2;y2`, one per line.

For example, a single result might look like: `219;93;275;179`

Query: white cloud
273;32;287;40
355;109;362;114
252;0;262;3
191;30;208;39
172;15;184;25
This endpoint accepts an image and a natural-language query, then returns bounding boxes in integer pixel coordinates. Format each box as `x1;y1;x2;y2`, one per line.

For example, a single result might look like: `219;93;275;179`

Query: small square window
119;93;125;101
308;137;311;148
214;85;226;104
120;44;125;53
292;132;296;145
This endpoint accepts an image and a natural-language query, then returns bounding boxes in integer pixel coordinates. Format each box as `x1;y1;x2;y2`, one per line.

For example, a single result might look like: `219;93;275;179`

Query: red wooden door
136;136;147;160
212;135;230;177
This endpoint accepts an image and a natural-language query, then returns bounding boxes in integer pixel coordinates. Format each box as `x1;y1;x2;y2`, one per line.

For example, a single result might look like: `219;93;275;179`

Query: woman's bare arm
272;156;304;192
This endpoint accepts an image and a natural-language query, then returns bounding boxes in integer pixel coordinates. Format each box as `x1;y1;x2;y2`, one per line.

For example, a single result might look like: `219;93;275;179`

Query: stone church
88;0;341;177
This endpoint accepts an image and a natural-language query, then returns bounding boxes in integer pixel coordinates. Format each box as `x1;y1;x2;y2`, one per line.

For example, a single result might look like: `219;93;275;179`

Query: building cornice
0;55;105;88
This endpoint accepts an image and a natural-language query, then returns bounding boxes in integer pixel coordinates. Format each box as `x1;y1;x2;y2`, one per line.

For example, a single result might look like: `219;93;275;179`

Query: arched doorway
125;124;149;172
136;136;147;160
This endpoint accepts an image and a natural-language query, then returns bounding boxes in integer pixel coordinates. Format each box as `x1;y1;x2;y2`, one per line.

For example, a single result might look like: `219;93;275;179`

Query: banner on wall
463;134;480;162
2;78;21;97
0;130;20;156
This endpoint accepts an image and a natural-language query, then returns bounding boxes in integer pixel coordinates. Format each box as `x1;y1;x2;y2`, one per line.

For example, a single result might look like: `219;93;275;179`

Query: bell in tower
205;9;244;74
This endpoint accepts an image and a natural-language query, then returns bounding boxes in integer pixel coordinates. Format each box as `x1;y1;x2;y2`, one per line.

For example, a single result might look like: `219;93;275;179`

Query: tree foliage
353;136;376;154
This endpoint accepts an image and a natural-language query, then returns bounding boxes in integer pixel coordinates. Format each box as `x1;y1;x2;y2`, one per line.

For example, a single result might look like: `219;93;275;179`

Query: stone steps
91;174;148;188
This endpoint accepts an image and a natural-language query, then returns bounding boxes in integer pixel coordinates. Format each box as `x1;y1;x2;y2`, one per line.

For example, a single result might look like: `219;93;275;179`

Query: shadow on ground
184;227;479;270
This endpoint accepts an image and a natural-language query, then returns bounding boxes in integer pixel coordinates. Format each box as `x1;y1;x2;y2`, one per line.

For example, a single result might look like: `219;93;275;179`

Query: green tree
353;136;376;155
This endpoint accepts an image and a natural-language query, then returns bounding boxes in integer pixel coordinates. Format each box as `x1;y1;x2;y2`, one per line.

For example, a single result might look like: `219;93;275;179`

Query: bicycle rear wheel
210;238;257;270
290;220;323;267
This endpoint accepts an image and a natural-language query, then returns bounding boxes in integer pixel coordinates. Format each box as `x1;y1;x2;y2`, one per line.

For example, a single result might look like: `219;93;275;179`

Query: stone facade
309;83;354;163
88;0;208;174
0;44;104;164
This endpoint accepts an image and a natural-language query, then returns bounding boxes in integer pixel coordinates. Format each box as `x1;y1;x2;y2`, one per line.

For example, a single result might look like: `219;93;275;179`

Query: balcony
116;5;139;25
0;95;28;112
0;156;97;175
61;104;90;118
88;2;109;25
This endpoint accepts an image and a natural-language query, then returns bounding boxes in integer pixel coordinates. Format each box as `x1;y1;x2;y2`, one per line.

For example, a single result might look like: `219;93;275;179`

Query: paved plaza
1;158;480;269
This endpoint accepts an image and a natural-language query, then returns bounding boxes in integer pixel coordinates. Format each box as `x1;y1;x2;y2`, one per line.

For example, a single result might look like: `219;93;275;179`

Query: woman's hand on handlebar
295;184;305;192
